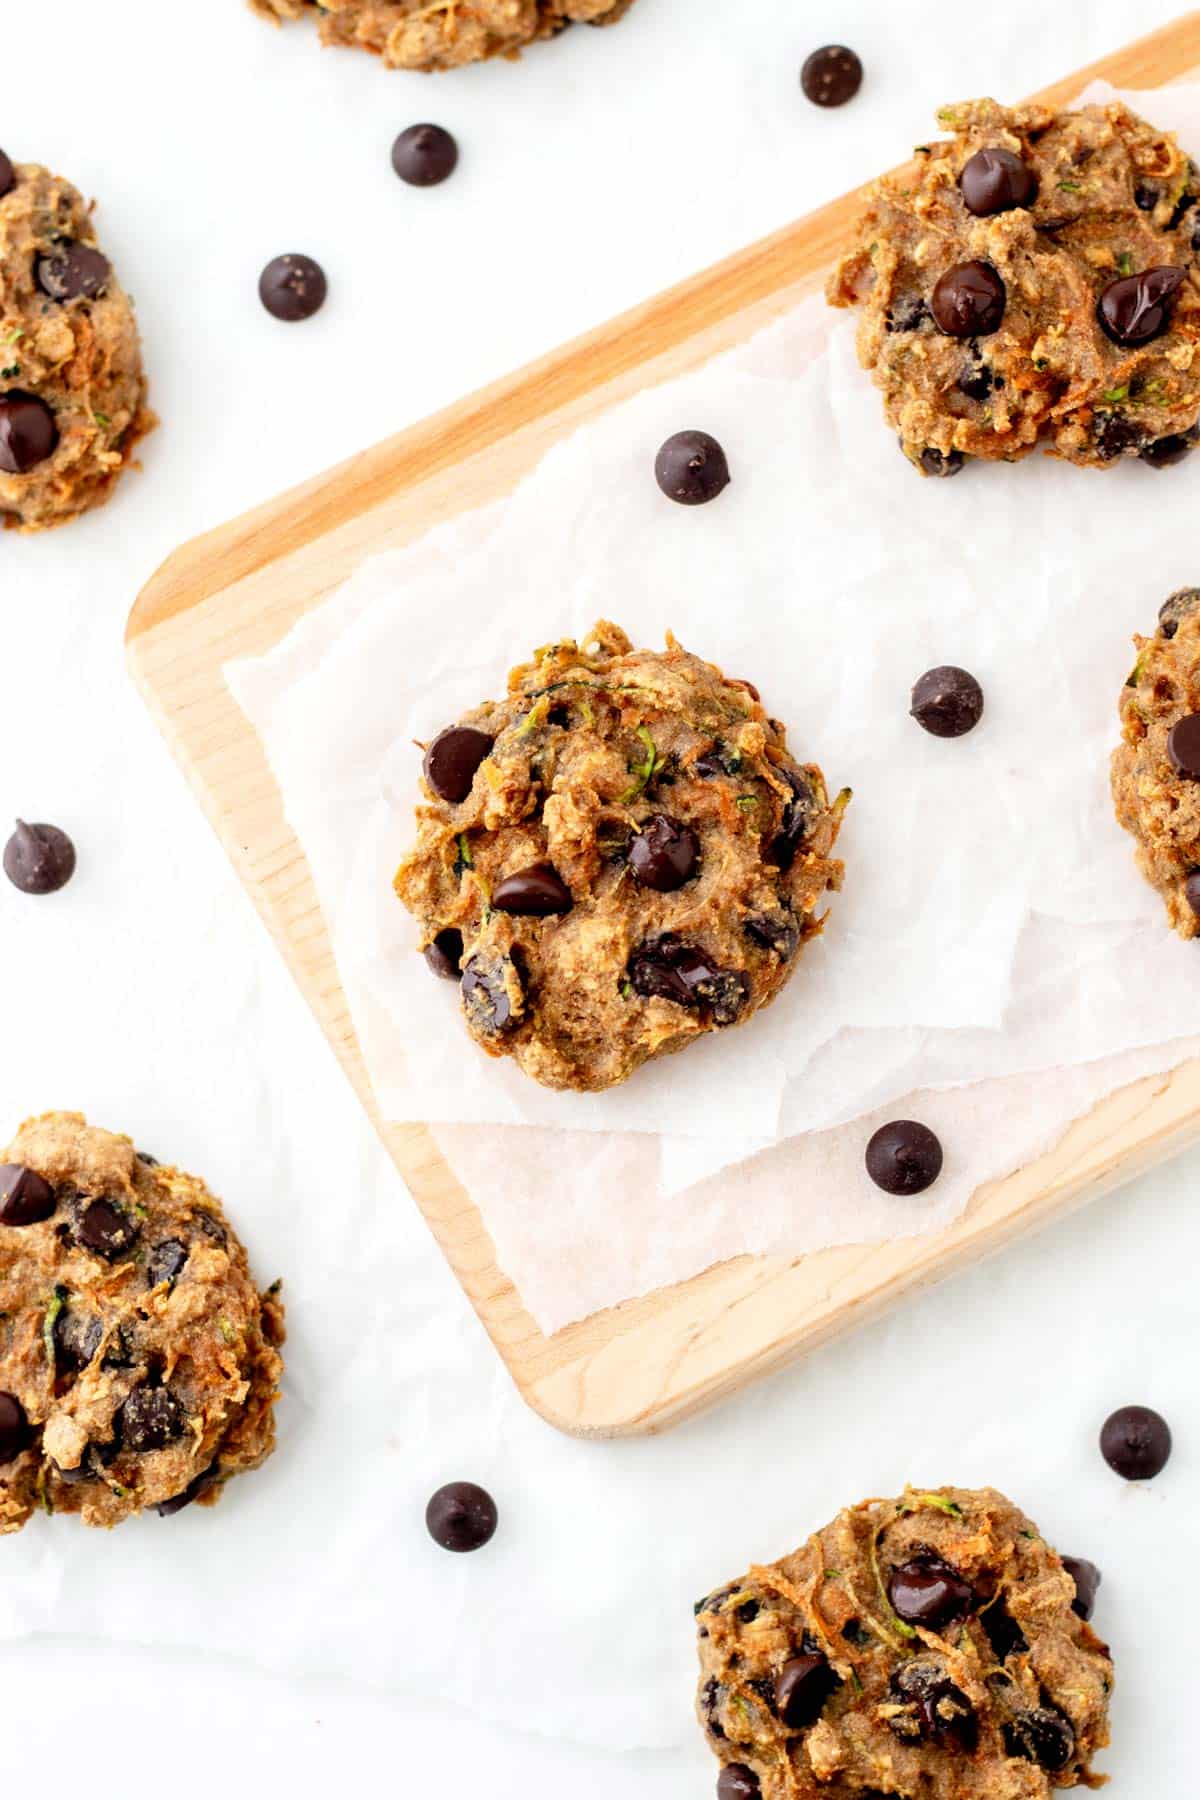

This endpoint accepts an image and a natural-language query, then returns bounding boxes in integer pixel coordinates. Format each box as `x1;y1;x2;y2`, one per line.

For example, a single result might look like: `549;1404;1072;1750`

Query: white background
2;1;1197;1793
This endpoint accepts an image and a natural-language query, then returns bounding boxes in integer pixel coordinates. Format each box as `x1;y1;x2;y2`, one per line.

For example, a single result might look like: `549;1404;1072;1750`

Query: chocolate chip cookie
828;99;1200;476
696;1486;1112;1799
1111;587;1200;935
0;1113;284;1531
0;156;154;530
251;0;636;72
393;622;847;1093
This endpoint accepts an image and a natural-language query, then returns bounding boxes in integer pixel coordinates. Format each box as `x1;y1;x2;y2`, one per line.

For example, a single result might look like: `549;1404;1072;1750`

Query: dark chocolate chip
53;1304;102;1373
0;392;58;474
981;1599;1027;1660
0;1392;30;1463
425;1480;498;1552
736;1597;760;1623
1135;181;1159;211
423;725;494;804
629;815;700;892
910;666;984;738
774;1650;836;1729
716;1768;760;1800
156;1461;220;1516
0;1163;56;1226
654;430;730;505
918;446;966;478
800;45;862;107
1168;191;1197;233
461;952;521;1035
424;927;464;979
887;298;928;334
101;1323;136;1370
930;260;1006;337
1167;714;1200;779
1159;588;1200;639
960;147;1037;216
865;1120;943;1195
194;1210;227;1245
1098;266;1185;346
137;1152;159;1167
1061;1555;1101;1621
694;745;743;779
72;1197;140;1261
3;821;76;895
1186;871;1200;918
147;1238;189;1290
118;1385;185;1453
701;1676;727;1738
743;912;800;960
1004;1708;1075;1771
35;241;111;302
0;150;13;200
1093;411;1147;460
627;934;749;1024
887;1553;974;1628
1100;1404;1172;1480
258;253;328;322
956;360;994;402
888;1659;976;1746
766;770;815;871
492;862;573;916
392;123;458;186
1141;427;1199;468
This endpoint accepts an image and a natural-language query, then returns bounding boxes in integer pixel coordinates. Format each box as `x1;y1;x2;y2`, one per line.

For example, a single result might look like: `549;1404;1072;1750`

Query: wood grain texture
129;15;1200;1437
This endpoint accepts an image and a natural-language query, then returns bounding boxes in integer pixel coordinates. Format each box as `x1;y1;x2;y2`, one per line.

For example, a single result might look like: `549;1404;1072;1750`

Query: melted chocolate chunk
888;1659;976;1747
627;935;749;1024
960;146;1037;216
1098;266;1185;346
743;912;800;960
0;391;58;474
492;862;573;916
1004;1707;1075;1771
0;1393;30;1463
71;1196;140;1261
1062;1555;1101;1621
629;815;700;892
156;1462;220;1517
53;1304;103;1374
461;952;522;1035
887;1553;974;1627
423;725;494;804
930;260;1006;336
1141;426;1199;468
0;1163;56;1226
1167;714;1200;779
774;1649;836;1729
424;927;464;980
118;1385;185;1453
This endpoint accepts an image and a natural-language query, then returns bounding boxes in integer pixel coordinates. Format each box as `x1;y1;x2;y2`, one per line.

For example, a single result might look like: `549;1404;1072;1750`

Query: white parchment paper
229;82;1200;1333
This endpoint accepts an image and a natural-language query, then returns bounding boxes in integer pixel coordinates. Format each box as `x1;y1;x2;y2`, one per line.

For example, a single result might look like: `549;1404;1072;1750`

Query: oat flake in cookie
828;98;1200;476
251;0;637;72
0;1113;284;1531
393;622;847;1093
0;157;153;530
696;1485;1113;1799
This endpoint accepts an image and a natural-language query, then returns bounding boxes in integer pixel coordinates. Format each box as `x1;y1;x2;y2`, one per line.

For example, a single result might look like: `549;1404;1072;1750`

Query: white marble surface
1;1;1197;1792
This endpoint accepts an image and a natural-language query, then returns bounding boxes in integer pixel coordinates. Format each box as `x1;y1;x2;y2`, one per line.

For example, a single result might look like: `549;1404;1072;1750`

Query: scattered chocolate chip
425;1479;498;1552
461;952;521;1035
1135;181;1159;211
960;147;1037;216
492;862;573;916
0;1163;56;1226
774;1650;836;1728
423;725;494;804
1004;1707;1075;1771
0;392;58;474
424;927;464;979
392;123;458;186
3;820;76;894
1100;1404;1172;1480
865;1120;943;1195
118;1385;185;1453
72;1196;140;1261
981;1599;1027;1660
53;1304;102;1374
627;935;749;1024
147;1239;189;1290
156;1461;220;1516
1141;426;1199;468
716;1768;760;1800
888;1553;974;1628
918;446;966;477
0;151;13;200
743;911;800;960
888;1660;976;1746
35;241;111;302
0;1392;30;1463
766;770;816;871
258;253;328;322
956;360;994;402
654;430;730;506
1185;871;1200;917
800;45;862;108
1061;1555;1101;1621
910;666;984;738
629;815;700;892
1167;714;1200;779
1159;588;1200;639
930;260;1006;337
1098;266;1185;347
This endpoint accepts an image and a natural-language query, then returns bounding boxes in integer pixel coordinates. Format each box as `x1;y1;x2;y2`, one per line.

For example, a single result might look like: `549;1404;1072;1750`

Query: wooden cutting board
127;14;1200;1438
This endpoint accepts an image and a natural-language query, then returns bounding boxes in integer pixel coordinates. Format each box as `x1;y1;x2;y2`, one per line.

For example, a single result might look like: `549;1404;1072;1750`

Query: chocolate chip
1141;427;1199;468
956;360;994;402
423;725;494;803
766;770;815;871
918;446;966;477
981;1599;1027;1660
492;862;573;916
0;1392;30;1463
1098;266;1185;346
627;935;749;1025
392;123;458;186
654;430;731;505
1004;1708;1075;1771
1061;1555;1101;1621
1100;1404;1172;1480
424;927;464;979
35;241;111;302
156;1461;220;1517
910;666;984;738
887;1553;974;1627
800;45;862;107
147;1239;189;1289
0;1163;56;1226
701;1676;727;1738
1135;181;1159;211
72;1197;140;1261
1167;714;1200;778
461;952;521;1035
53;1304;102;1373
736;1598;760;1623
888;1659;976;1746
1186;871;1200;918
886;297;928;333
1168;191;1197;233
1159;588;1200;639
774;1649;836;1728
1093;411;1147;460
0;151;13;200
743;911;800;960
629;815;700;892
137;1152;159;1167
865;1120;943;1195
3;820;76;894
118;1385;185;1453
930;260;1006;337
425;1480;498;1552
258;253;328;322
960;147;1037;216
716;1768;760;1800
0;392;58;474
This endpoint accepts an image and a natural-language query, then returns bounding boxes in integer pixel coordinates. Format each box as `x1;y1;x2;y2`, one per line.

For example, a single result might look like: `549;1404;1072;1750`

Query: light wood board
128;14;1200;1437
